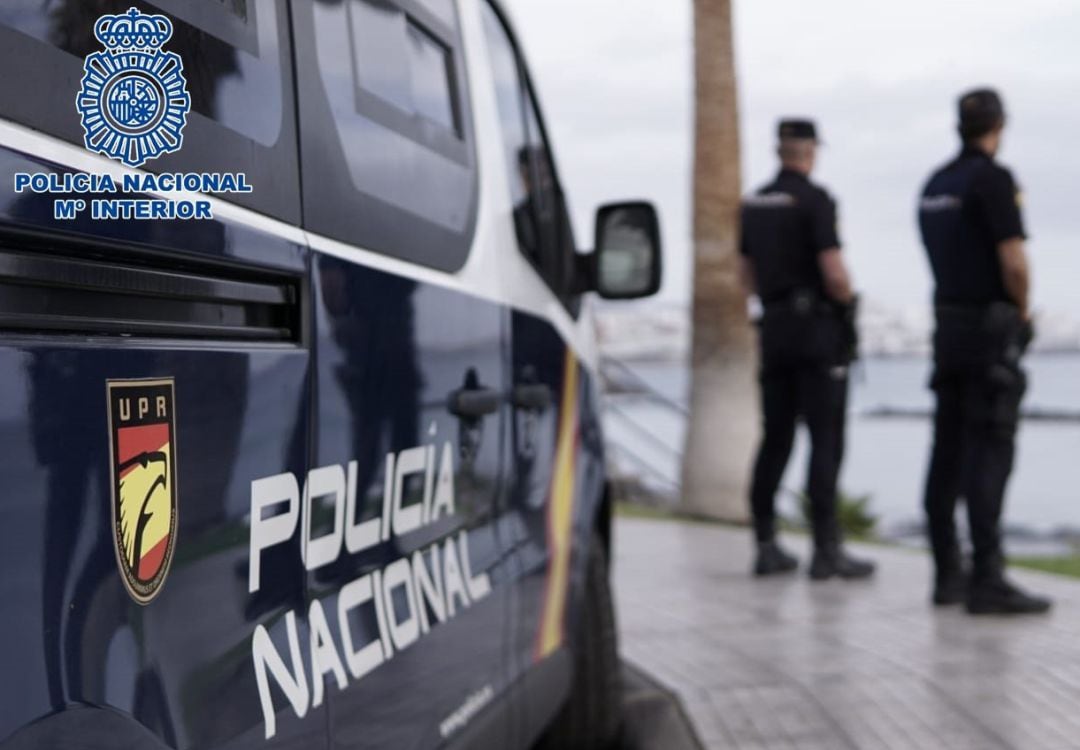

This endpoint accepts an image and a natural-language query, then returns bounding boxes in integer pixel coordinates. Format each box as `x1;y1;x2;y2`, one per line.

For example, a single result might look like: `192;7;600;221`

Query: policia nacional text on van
918;88;1050;615
739;119;874;581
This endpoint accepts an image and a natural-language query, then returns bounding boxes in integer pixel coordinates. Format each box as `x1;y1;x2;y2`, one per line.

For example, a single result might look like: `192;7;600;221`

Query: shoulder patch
743;192;797;209
920;194;962;212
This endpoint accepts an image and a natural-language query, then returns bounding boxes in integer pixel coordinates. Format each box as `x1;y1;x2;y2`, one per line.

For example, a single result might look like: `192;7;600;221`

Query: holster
932;302;1030;434
934;302;1031;368
760;290;855;371
838;295;860;365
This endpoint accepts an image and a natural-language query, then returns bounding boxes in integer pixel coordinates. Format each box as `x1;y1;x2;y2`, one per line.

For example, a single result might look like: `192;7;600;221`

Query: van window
407;21;459;134
480;2;580;315
291;0;478;272
0;1;301;223
349;1;460;135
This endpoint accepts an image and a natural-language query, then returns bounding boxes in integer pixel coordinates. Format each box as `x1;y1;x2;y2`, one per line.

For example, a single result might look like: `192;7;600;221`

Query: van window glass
480;2;580;314
291;0;477;271
481;4;532;252
349;0;457;135
414;0;456;27
407;21;458;134
350;0;414;114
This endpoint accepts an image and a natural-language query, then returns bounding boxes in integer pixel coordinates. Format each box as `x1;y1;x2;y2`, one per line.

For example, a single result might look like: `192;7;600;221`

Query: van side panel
0;142;320;749
312;253;515;748
504;309;606;743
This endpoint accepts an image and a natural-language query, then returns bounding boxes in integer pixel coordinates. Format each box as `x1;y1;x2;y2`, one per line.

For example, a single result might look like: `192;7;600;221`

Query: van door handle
447;387;501;419
511;383;552;412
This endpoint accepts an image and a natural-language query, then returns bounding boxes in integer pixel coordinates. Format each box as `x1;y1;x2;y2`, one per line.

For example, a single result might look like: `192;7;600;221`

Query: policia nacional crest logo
107;379;178;604
77;7;190;168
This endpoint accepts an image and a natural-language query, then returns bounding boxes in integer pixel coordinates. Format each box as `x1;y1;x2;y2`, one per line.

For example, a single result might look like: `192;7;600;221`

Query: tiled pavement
613;517;1080;750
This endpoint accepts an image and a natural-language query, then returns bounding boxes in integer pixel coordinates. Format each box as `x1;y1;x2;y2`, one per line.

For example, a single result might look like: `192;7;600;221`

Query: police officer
918;89;1050;614
740;119;874;580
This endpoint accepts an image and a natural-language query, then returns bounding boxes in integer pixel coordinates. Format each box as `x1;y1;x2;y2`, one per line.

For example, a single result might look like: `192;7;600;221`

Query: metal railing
599;356;687;502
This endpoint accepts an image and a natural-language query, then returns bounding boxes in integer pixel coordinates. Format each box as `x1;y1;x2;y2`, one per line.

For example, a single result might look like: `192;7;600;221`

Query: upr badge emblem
108;379;178;604
77;7;190;168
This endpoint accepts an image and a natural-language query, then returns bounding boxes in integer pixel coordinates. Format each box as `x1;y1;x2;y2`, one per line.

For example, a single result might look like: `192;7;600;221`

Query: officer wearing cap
739;119;874;580
918;88;1050;614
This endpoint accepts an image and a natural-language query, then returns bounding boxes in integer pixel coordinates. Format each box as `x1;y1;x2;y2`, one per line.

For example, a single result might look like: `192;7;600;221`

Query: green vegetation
614;502;737;527
1011;555;1080;579
618;499;1080;580
799;491;878;540
616;492;880;539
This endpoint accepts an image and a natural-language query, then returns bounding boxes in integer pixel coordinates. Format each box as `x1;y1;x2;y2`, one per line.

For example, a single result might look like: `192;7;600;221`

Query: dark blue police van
0;1;661;748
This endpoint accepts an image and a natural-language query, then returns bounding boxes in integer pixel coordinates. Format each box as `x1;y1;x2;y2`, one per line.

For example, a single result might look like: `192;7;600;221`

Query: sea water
618;354;1080;534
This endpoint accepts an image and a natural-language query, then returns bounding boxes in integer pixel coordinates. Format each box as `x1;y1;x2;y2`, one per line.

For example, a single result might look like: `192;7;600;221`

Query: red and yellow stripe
117;423;172;581
535;349;580;660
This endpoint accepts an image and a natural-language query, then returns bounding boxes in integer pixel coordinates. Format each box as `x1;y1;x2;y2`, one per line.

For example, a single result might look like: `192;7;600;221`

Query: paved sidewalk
613;517;1080;750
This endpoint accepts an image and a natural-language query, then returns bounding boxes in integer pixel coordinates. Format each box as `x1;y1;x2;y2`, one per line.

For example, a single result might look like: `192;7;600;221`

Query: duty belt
934;302;1031;366
934;302;1024;332
762;290;835;317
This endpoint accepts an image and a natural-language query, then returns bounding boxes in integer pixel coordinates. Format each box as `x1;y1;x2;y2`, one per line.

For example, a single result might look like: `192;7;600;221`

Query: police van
0;2;661;749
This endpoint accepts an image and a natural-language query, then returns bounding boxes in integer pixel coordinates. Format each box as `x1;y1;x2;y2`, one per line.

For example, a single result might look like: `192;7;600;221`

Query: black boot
932;568;968;606
809;524;875;581
966;573;1052;615
753;540;799;576
931;549;967;606
809;544;875;580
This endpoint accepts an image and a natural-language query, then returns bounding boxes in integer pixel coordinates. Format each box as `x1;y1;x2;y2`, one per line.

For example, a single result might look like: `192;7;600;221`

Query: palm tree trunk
680;0;757;521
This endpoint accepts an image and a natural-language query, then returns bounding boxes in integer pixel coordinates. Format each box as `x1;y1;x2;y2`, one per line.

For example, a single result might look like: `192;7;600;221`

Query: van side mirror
593;201;662;300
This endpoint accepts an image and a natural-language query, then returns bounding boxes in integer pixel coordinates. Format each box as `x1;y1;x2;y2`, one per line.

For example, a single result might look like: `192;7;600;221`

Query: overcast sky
505;0;1080;317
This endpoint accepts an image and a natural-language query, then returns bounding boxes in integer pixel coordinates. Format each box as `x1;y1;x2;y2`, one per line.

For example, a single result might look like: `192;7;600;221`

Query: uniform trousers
750;310;847;547
924;306;1027;580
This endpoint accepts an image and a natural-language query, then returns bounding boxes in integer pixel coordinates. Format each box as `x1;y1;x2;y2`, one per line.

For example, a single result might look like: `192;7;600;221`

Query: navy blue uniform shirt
919;147;1026;306
740;169;840;305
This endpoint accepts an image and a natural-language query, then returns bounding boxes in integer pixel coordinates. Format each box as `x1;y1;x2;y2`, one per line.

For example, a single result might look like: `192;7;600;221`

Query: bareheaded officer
918;88;1050;614
739;119;874;580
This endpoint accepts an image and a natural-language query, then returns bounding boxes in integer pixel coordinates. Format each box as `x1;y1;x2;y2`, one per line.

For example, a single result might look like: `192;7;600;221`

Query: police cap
958;88;1005;139
777;118;818;141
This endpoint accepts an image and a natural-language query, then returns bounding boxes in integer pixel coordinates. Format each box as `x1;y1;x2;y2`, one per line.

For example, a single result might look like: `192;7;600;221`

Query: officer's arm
810;191;853;303
818;248;854;304
739;256;756;296
975;167;1030;319
998;238;1030;319
737;205;756;296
